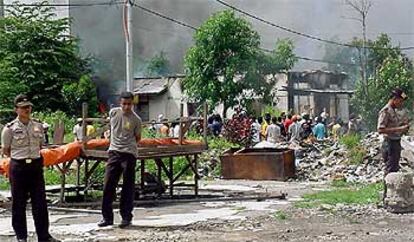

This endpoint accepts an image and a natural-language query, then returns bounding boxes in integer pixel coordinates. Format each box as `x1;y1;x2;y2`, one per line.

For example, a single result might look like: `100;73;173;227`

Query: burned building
133;75;187;121
275;70;354;122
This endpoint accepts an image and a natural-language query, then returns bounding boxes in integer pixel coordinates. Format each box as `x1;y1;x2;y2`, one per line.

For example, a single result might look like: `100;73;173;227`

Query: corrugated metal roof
133;78;169;95
132;75;184;95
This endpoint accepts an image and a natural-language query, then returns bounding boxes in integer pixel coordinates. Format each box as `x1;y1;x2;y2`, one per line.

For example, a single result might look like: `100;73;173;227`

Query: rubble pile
295;133;414;183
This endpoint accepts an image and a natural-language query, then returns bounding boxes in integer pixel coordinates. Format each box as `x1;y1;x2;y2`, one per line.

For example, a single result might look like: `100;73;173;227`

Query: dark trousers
382;138;401;174
382;138;402;202
102;150;136;222
9;158;50;241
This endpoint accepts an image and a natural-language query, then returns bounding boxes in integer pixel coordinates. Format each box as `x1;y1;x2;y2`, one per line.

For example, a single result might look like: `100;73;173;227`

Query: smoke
69;0;414;88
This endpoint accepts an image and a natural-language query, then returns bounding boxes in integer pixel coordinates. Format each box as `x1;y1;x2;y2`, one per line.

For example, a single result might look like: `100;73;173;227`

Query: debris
384;172;414;213
293;133;414;183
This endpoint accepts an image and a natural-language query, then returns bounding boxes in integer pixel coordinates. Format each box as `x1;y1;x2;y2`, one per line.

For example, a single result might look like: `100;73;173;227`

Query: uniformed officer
378;88;409;200
98;91;142;228
1;94;60;242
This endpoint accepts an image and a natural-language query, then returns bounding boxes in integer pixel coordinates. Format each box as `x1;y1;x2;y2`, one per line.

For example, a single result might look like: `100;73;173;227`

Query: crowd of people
147;114;181;138
250;110;362;145
200;108;363;146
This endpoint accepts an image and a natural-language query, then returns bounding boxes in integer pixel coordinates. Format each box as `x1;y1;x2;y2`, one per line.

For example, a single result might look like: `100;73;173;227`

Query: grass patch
295;182;383;209
348;146;367;165
339;134;366;165
273;210;288;220
339;134;361;149
0;176;10;190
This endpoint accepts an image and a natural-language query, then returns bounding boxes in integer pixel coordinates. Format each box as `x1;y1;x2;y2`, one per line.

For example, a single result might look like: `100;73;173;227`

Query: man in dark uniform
98;91;142;228
1;94;60;242
378;88;409;200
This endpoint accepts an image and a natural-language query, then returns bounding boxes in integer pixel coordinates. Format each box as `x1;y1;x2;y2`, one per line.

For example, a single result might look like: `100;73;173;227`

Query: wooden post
82;102;88;145
82;103;89;197
60;168;66;204
169;157;173;197
156;159;162;196
76;159;81;197
84;159;89;196
203;103;208;149
140;159;145;195
194;155;199;197
179;103;184;145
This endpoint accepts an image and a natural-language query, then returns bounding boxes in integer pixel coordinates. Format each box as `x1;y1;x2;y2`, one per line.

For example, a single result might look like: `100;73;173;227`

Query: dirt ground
1;180;414;242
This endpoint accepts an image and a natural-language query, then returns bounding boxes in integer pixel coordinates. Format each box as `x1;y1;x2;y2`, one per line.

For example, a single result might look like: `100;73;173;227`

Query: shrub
261;105;282;118
0;109;15;124
223;107;252;146
32;111;76;143
339;134;361;149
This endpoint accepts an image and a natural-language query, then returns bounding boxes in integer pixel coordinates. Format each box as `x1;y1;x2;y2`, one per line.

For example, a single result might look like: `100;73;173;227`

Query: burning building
274;70;354;122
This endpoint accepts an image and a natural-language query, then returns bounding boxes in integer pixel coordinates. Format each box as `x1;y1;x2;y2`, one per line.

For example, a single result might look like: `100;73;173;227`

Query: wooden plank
81;144;207;160
173;163;191;184
203;103;208;148
179;103;184;145
53;120;65;145
169;157;173;197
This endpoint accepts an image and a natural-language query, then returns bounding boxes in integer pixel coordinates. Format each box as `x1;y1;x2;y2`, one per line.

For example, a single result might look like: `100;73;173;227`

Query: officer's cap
391;88;408;100
14;94;33;107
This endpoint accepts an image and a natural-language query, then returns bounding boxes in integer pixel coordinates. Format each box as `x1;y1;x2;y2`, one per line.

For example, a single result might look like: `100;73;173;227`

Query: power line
133;3;358;66
134;4;197;31
0;1;123;7
214;0;414;51
260;47;358;66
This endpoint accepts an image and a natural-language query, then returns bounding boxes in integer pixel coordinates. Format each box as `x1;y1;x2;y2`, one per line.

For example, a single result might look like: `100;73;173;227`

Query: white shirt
72;123;83;141
266;124;281;143
251;122;261;143
169;125;180;138
288;122;302;142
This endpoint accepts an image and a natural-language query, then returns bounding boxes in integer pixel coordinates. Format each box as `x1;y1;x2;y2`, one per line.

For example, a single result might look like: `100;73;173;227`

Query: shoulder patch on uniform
6;120;17;128
31;118;42;123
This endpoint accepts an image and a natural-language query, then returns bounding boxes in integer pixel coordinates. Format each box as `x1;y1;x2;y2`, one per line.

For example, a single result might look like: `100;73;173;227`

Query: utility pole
345;0;372;97
0;0;4;18
124;0;133;92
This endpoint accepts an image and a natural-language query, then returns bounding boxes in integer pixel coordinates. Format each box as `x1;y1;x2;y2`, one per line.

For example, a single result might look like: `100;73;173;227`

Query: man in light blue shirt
313;117;326;140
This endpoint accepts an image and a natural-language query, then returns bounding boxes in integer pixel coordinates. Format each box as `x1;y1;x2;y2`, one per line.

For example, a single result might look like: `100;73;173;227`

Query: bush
223;107;252;146
339;134;361;149
32;111;76;143
261;105;282;118
0;109;15;124
339;134;367;165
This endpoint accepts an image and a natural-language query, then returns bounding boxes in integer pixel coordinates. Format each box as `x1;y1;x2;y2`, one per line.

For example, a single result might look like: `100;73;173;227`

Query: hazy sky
67;0;414;80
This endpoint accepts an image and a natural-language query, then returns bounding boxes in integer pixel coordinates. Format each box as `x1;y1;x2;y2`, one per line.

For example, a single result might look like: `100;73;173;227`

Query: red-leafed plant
223;106;253;146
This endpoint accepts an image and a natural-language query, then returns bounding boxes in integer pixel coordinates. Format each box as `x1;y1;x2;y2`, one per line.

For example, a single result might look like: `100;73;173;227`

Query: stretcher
0;138;204;177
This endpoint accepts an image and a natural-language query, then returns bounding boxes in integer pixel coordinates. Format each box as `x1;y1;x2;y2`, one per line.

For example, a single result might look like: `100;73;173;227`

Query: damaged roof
132;75;184;95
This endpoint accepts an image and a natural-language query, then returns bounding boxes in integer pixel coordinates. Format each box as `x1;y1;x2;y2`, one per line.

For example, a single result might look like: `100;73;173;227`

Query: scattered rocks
294;133;414;183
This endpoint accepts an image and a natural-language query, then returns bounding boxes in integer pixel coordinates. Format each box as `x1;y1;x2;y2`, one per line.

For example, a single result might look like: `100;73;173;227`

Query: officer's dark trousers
382;138;401;174
102;151;136;222
382;138;402;202
9;158;50;241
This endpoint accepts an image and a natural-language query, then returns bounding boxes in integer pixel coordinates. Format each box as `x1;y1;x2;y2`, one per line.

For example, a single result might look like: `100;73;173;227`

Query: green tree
352;35;414;130
0;2;95;114
61;75;98;116
184;10;296;117
145;51;170;77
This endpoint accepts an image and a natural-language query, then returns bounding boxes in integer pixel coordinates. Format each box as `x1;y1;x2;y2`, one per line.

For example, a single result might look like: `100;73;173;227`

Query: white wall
148;78;187;121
